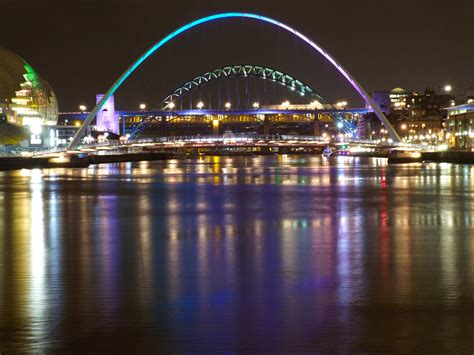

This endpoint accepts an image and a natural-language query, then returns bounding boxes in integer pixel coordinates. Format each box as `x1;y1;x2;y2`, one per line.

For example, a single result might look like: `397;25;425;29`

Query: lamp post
78;105;89;137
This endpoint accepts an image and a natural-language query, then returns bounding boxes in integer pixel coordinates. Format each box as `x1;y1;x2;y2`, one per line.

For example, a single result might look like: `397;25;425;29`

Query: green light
23;64;40;88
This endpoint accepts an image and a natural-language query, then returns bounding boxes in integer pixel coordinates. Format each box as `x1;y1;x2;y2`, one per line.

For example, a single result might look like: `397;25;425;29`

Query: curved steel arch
161;64;330;109
68;12;400;149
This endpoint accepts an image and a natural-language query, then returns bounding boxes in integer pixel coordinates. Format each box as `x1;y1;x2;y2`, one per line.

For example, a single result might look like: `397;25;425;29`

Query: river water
0;156;473;353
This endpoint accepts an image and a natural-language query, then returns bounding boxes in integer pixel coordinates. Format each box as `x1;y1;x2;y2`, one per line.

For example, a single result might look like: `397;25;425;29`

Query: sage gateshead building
0;46;58;129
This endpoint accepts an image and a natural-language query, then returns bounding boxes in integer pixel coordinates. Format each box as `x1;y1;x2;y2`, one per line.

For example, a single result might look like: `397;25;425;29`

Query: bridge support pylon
160;116;167;137
263;115;271;135
313;117;321;137
212;117;220;135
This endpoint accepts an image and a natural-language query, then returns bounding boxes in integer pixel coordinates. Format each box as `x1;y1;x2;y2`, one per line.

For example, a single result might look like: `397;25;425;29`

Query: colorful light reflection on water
0;156;473;353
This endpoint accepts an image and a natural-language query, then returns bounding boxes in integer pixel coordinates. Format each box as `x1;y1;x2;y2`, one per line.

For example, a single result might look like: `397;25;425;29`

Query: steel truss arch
161;64;329;109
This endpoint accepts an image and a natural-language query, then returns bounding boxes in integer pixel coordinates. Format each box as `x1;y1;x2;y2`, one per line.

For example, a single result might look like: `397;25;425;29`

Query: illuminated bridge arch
161;64;330;109
69;12;400;149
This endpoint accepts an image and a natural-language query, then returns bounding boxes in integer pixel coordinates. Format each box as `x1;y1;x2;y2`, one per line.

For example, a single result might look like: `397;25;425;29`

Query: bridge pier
212;117;220;135
160;116;167;136
263;115;271;135
312;116;321;137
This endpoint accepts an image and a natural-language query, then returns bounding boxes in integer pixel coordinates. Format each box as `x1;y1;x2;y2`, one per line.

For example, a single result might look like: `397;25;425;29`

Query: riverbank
2;149;474;171
422;150;474;164
0;151;173;171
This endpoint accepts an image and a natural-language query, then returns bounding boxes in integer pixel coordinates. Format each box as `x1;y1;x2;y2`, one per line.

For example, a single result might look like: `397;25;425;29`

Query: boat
322;145;334;158
387;148;422;164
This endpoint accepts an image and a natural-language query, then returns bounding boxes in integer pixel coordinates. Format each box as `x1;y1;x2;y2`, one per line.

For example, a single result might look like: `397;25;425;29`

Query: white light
197;101;204;109
281;100;290;108
225;102;231;109
139;103;146;110
168;102;175;109
30;124;42;135
444;85;453;92
253;102;259;109
79;105;87;111
336;101;348;108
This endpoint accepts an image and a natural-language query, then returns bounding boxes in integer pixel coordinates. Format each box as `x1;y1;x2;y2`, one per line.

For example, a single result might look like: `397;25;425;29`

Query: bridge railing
143;134;329;143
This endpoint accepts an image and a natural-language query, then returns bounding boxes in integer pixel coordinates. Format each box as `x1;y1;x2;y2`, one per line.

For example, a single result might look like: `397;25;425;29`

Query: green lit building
0;47;58;128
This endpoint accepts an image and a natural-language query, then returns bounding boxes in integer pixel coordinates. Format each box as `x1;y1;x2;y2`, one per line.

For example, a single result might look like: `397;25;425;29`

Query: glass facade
0;47;58;127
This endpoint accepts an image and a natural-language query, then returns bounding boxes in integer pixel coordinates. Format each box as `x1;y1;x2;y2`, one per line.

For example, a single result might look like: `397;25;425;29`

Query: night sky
2;0;473;110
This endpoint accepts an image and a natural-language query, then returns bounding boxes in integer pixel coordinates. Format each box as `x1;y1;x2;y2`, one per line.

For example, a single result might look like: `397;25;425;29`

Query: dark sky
2;0;473;110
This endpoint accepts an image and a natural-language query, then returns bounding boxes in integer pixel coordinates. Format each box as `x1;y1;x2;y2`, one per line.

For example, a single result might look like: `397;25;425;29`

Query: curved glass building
0;46;58;127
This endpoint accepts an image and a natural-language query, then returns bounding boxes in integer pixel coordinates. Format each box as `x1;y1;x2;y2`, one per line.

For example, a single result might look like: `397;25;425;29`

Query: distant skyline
3;0;473;110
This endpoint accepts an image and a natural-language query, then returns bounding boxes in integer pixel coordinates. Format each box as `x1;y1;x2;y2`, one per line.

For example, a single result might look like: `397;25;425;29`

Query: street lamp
225;102;231;110
168;102;175;110
253;102;260;109
336;101;348;109
139;103;146;110
281;100;290;109
79;105;87;112
197;101;204;109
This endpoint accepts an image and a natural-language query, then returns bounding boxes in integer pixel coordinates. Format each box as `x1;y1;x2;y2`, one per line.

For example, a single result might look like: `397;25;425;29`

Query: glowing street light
139;103;146;110
336;101;348;109
225;102;231;109
281;100;290;109
197;101;204;109
168;102;175;110
79;105;87;112
253;102;260;109
310;100;321;109
444;84;453;93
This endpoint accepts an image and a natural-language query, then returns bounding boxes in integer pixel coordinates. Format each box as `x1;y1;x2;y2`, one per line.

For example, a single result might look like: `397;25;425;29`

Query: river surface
0;155;473;353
